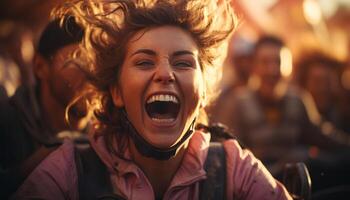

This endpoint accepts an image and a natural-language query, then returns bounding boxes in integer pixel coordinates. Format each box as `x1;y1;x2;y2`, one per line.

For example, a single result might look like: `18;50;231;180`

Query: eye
173;60;193;68
135;60;155;68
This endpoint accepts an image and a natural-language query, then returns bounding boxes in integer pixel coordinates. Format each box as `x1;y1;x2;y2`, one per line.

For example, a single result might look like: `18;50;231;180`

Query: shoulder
222;139;292;200
222;139;263;174
12;140;78;200
222;139;257;171
37;140;76;174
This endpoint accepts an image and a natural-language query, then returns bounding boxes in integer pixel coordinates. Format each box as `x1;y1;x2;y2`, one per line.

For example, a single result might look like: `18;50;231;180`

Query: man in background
0;17;87;198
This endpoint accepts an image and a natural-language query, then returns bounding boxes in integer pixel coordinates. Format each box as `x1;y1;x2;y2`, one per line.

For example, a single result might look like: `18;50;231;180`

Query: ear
33;54;50;81
110;85;124;107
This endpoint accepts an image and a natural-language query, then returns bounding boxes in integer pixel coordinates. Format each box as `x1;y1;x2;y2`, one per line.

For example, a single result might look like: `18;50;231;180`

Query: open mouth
145;94;180;123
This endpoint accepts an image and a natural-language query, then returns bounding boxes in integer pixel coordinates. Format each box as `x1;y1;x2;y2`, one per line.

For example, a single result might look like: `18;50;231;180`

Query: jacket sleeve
223;139;292;200
11;141;78;200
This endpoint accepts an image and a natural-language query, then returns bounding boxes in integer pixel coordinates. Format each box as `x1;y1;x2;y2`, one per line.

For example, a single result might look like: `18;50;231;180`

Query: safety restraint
74;142;227;200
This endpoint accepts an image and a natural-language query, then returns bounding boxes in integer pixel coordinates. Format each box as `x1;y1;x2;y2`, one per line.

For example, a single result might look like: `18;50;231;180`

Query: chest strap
75;142;226;200
74;144;125;200
200;142;227;200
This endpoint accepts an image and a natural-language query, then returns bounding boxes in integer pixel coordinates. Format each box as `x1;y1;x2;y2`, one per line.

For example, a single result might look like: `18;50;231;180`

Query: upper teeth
147;94;179;104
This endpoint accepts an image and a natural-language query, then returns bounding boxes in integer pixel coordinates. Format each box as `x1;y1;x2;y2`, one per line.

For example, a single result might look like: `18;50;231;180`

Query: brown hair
53;0;237;153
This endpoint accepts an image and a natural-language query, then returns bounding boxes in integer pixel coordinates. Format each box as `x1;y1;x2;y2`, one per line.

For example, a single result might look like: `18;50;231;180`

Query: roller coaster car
283;162;312;200
283;162;350;200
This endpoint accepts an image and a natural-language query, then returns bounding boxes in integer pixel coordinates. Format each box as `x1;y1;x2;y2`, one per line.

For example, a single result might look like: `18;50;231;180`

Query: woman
13;0;292;199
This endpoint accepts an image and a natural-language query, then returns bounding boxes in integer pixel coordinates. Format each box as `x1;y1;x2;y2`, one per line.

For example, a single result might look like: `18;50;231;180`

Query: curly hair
53;0;237;153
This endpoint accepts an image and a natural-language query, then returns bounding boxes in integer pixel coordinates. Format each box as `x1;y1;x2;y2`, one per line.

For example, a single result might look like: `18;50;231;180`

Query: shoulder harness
74;142;226;200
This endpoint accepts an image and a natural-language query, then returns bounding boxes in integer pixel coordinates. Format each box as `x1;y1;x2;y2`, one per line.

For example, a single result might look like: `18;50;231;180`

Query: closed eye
135;60;155;68
173;61;193;68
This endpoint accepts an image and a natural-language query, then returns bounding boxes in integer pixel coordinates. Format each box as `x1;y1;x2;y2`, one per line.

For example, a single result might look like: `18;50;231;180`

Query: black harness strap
74;144;125;200
200;142;227;200
75;142;226;200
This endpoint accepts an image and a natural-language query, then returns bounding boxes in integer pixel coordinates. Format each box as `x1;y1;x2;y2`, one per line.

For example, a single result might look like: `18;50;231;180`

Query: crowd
209;34;350;195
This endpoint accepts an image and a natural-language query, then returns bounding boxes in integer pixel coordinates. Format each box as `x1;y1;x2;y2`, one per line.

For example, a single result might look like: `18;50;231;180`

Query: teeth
151;118;175;123
147;94;179;104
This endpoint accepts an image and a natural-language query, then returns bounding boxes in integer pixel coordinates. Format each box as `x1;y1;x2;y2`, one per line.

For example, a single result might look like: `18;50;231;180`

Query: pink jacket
13;131;292;200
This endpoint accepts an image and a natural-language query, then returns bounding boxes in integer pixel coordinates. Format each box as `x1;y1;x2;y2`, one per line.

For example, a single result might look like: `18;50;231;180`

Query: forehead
126;26;199;56
50;44;82;74
52;44;79;62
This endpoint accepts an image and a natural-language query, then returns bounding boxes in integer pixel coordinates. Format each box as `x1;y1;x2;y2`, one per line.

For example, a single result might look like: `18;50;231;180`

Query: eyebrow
172;50;195;57
131;49;156;57
130;49;195;57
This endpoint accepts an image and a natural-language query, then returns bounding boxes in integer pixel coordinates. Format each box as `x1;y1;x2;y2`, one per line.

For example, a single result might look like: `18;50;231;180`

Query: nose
153;62;175;84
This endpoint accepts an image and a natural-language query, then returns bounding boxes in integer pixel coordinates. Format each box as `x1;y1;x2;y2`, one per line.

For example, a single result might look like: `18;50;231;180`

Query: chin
145;131;183;149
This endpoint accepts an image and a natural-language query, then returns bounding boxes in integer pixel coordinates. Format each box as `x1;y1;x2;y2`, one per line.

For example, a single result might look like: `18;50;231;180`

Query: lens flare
280;47;293;78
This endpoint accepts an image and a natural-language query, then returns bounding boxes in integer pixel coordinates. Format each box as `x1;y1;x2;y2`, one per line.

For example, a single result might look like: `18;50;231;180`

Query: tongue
146;101;179;120
151;113;175;120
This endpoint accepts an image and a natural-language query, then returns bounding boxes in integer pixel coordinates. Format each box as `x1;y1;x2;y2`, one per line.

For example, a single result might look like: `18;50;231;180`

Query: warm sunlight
280;47;293;78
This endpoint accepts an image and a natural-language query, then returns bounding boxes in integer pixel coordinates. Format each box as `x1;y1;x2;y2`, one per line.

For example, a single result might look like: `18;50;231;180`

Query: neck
129;138;188;199
40;83;68;133
258;83;279;103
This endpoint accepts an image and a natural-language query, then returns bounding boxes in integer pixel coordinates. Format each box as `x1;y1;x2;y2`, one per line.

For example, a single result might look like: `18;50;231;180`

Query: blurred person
296;52;345;130
229;36;255;88
0;17;87;198
0;20;26;99
212;35;304;163
294;52;350;195
212;35;349;172
211;35;350;196
13;1;292;199
208;35;254;123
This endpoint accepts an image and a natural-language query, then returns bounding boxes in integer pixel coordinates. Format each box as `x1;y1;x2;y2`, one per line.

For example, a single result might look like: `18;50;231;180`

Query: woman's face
111;26;205;148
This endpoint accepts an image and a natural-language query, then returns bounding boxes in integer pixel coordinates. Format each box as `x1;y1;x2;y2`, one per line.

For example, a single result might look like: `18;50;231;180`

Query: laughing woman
13;0;292;199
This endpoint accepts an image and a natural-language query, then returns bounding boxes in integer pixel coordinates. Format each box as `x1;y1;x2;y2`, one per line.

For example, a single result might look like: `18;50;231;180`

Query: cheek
120;67;146;96
182;70;205;110
52;70;71;91
62;71;83;91
118;67;147;111
195;71;206;102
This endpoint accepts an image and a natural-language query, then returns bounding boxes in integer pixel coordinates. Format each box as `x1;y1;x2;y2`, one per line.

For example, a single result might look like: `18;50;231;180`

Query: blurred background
224;0;350;86
0;0;60;98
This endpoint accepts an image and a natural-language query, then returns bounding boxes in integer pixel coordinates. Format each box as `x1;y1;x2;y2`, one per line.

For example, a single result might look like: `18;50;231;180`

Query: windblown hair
53;0;237;153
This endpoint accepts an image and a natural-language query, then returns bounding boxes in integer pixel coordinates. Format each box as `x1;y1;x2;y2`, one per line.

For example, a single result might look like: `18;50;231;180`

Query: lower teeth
151;118;175;123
